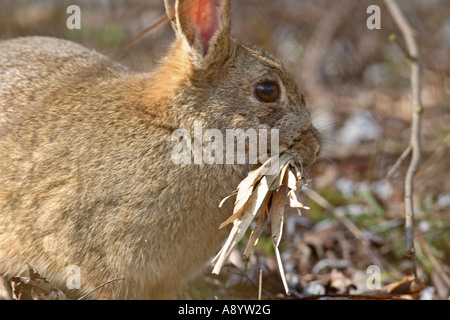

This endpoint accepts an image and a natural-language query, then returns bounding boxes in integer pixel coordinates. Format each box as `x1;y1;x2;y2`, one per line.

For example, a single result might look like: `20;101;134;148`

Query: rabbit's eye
254;82;281;103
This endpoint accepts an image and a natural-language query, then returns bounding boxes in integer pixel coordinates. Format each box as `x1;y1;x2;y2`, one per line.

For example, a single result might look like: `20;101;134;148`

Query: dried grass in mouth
212;153;310;296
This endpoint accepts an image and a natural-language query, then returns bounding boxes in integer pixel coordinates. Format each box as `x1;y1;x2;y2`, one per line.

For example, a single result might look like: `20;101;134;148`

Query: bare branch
417;231;450;290
383;0;424;279
303;188;396;276
77;278;125;300
258;269;263;301
385;145;412;180
116;14;169;59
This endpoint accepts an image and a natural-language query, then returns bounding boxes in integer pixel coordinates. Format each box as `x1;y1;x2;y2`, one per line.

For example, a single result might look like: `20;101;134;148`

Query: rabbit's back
0;36;236;299
0;37;149;298
0;37;124;130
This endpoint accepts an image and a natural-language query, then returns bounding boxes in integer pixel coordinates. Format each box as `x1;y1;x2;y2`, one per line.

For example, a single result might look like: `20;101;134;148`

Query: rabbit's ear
166;0;231;66
164;0;178;32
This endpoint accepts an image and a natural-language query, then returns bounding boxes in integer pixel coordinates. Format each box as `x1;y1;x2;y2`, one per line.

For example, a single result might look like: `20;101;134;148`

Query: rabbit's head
160;0;320;168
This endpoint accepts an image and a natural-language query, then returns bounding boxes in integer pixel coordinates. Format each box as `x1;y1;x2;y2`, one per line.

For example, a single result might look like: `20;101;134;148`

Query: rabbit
0;0;321;299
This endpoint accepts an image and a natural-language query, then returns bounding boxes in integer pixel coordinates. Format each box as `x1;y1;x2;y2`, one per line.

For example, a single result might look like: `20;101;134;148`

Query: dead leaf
10;265;66;300
212;176;271;274
329;269;355;293
383;275;425;295
213;152;310;295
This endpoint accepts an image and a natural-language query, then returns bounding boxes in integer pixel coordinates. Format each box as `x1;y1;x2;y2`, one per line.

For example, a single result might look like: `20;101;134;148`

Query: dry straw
212;153;309;295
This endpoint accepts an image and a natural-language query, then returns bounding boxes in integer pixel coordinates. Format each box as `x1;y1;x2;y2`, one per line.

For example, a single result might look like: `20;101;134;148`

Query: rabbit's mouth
283;127;321;170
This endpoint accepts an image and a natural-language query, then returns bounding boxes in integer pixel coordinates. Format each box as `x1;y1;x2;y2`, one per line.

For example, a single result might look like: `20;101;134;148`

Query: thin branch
295;293;409;300
388;33;416;62
115;14;169;59
258;269;263;301
304;188;363;239
385;145;412;179
77;278;125;300
383;0;423;280
303;188;397;277
222;265;275;300
417;231;450;289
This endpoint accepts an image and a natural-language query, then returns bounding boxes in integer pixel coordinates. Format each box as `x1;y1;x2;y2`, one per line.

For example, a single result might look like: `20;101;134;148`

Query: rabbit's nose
290;125;321;168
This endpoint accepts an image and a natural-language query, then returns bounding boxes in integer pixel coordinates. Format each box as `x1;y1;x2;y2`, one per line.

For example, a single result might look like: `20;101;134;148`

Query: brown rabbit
0;0;320;299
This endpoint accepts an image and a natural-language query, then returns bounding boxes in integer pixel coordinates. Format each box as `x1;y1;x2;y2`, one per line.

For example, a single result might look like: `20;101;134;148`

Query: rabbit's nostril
288;126;322;165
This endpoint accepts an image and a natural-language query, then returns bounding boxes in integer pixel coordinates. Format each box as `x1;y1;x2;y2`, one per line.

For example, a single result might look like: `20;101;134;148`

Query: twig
115;14;169;59
258;269;263;300
303;188;394;276
417;231;450;289
388;33;416;62
223;265;275;300
295;293;409;300
383;0;423;280
77;278;125;300
385;145;412;179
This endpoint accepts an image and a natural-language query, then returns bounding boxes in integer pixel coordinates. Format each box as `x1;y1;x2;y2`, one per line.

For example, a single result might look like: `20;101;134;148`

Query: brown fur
0;0;320;299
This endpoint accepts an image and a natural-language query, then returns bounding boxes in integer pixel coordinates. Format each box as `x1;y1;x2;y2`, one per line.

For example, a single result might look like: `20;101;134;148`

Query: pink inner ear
191;0;221;55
